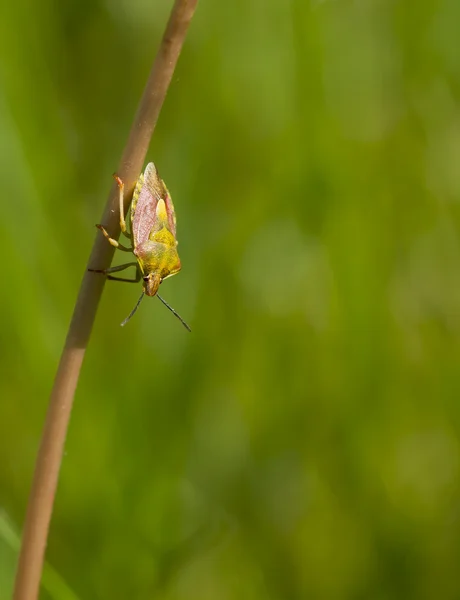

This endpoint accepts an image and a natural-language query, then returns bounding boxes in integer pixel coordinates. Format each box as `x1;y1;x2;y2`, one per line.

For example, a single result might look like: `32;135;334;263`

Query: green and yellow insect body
130;163;182;297
89;163;190;330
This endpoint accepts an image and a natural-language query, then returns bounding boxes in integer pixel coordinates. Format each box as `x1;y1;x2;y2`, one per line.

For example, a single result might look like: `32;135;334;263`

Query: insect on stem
94;163;191;331
121;291;145;327
157;295;192;332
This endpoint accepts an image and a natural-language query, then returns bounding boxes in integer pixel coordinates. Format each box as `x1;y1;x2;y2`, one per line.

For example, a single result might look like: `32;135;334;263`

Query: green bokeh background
2;0;460;598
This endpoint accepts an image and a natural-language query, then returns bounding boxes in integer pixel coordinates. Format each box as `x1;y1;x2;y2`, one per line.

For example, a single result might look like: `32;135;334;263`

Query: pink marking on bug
132;185;158;247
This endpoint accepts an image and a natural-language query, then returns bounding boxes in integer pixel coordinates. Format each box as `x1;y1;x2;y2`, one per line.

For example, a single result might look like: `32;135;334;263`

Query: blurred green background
1;0;460;598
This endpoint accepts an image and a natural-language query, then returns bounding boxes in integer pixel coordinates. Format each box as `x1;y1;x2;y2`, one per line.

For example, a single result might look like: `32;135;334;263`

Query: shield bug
89;163;190;330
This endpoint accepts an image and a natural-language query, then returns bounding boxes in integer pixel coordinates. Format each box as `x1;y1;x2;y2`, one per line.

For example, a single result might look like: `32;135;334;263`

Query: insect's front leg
95;224;133;251
107;273;142;283
88;263;137;283
113;174;131;240
89;262;141;283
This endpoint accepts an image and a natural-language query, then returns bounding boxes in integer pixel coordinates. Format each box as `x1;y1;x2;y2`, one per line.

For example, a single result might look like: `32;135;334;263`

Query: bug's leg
95;224;133;251
106;274;141;283
89;262;139;278
107;265;141;283
113;174;131;240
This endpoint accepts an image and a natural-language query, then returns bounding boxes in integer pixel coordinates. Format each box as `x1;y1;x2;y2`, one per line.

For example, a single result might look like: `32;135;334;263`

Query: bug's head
143;272;161;297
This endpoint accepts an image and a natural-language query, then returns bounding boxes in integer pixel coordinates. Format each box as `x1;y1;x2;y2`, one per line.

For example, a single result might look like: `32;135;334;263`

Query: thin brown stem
12;2;198;599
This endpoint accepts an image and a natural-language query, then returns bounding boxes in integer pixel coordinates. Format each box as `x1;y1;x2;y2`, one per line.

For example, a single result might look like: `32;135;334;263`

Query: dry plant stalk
13;1;199;599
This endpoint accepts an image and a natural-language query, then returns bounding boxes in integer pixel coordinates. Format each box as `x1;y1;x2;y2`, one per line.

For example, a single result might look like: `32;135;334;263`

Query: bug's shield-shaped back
131;163;177;247
131;162;181;284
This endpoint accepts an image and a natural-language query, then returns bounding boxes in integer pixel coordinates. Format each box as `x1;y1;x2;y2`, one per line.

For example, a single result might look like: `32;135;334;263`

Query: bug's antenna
121;291;145;327
157;295;191;332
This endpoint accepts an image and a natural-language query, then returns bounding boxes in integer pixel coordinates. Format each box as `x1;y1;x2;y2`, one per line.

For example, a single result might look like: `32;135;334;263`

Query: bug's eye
143;276;149;282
